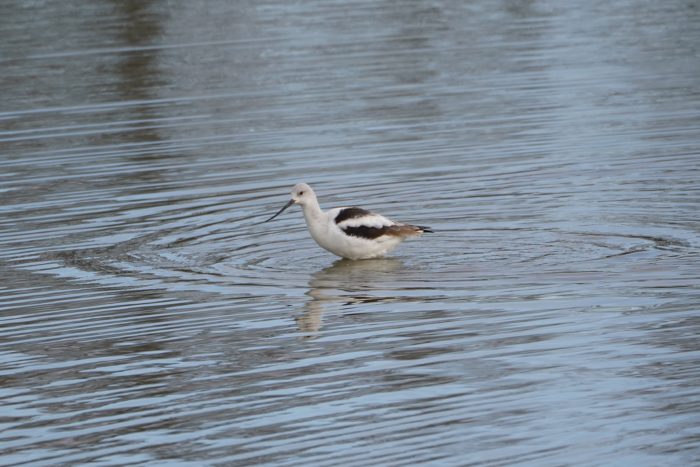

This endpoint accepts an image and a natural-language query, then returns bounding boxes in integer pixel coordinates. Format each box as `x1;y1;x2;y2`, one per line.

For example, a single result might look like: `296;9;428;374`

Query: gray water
2;0;700;465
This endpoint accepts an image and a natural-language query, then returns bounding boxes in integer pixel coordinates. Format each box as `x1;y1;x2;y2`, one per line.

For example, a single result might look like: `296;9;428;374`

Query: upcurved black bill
264;199;295;222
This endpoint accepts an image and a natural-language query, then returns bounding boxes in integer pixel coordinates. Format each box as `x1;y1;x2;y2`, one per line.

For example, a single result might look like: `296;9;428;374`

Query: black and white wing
333;207;395;239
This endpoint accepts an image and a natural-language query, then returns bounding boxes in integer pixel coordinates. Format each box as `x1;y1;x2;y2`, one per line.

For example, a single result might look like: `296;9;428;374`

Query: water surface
1;0;700;465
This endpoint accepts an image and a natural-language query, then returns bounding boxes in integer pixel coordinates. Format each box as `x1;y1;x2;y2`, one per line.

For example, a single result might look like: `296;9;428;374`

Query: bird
264;183;432;260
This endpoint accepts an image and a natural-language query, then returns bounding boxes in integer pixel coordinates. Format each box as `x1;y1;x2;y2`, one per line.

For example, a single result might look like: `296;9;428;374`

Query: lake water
1;0;699;465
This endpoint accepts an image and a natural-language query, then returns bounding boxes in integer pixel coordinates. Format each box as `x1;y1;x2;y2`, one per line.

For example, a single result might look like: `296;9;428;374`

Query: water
2;0;699;465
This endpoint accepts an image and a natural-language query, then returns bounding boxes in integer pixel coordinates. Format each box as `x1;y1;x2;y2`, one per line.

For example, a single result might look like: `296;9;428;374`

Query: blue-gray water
2;1;699;465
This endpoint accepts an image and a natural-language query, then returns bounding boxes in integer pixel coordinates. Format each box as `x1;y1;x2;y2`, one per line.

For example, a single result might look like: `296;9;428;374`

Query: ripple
29;214;696;313
3;0;700;465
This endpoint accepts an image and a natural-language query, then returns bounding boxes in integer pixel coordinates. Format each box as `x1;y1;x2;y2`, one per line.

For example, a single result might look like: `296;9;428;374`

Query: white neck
301;197;323;227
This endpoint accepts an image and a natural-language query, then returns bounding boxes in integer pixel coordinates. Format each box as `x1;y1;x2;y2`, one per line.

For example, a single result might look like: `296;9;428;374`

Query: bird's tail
387;224;433;237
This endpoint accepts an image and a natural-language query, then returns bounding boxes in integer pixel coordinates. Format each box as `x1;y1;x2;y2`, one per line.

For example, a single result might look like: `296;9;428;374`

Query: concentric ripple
30;214;696;309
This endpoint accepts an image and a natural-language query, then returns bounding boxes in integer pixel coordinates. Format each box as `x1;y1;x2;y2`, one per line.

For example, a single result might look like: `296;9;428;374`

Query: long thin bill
264;199;295;222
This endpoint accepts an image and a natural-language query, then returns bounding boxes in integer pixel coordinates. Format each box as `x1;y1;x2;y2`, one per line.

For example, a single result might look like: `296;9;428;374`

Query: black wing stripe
342;225;390;240
334;207;373;224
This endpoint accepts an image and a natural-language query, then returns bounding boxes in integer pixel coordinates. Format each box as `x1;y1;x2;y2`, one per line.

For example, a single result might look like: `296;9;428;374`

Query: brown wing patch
384;224;428;237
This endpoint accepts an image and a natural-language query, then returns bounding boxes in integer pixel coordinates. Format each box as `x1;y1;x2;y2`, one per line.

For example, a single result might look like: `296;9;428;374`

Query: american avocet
264;183;432;260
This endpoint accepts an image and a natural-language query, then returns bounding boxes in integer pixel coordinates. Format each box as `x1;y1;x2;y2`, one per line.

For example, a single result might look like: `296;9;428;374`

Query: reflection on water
2;0;700;465
300;259;405;334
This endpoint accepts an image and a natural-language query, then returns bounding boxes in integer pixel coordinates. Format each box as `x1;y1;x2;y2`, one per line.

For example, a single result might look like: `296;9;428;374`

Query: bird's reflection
297;258;404;336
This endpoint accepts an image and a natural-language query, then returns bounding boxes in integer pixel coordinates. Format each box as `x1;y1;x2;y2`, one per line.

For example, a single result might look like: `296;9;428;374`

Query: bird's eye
299;191;304;196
